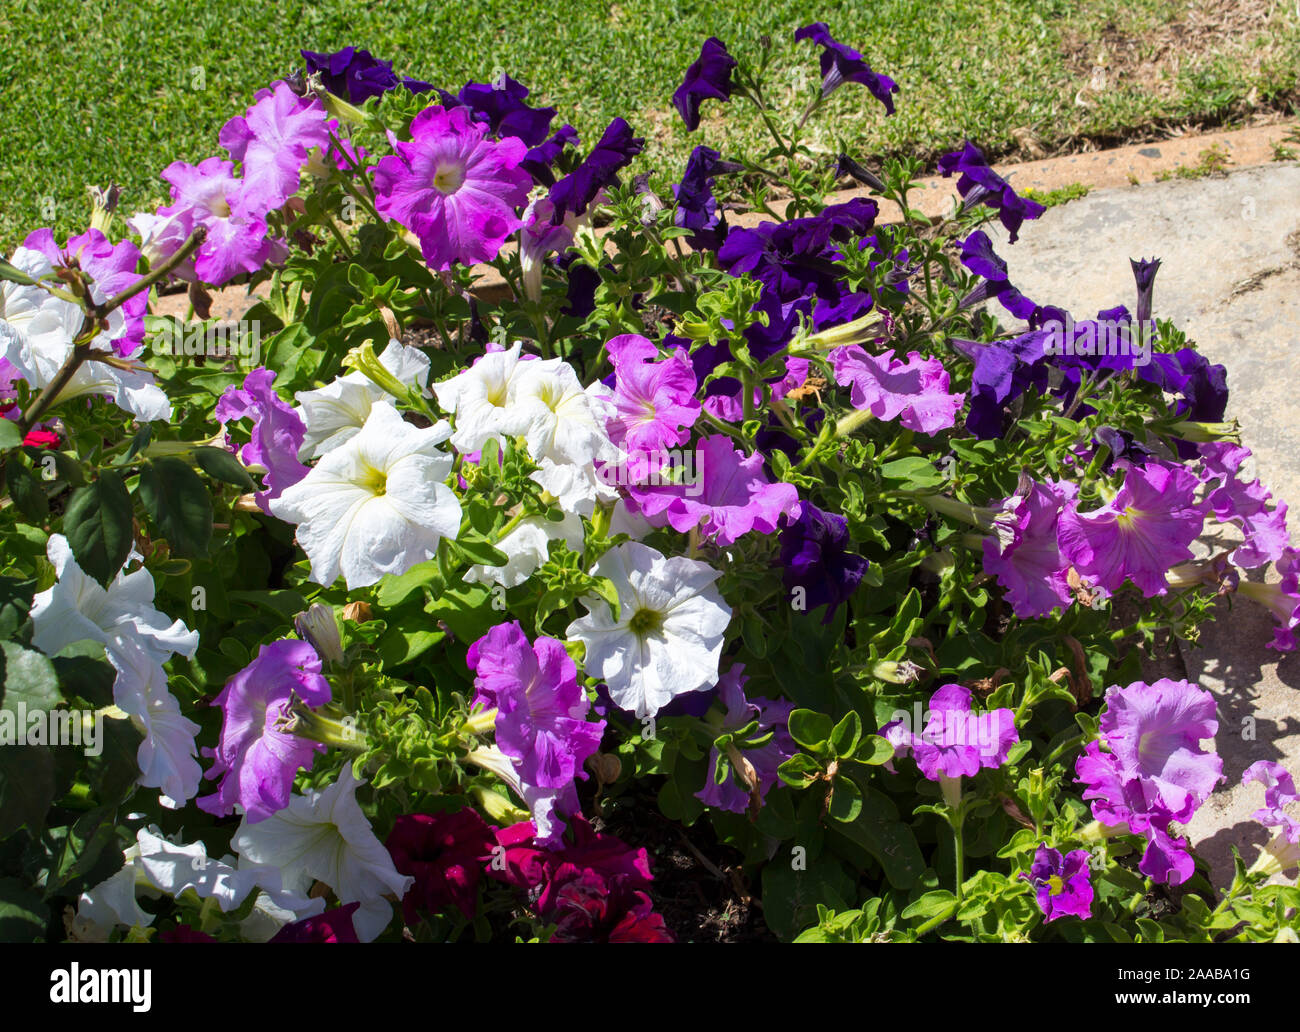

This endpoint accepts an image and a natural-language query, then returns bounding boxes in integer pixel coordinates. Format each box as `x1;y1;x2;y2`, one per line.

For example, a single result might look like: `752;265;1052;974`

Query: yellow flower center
432;163;465;195
358;463;388;496
628;607;664;637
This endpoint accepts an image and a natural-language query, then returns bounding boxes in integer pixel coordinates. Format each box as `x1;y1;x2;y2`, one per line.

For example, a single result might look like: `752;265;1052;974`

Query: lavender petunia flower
197;639;332;823
215;367;309;514
1204;471;1289;570
830;346;965;434
1056;461;1204;597
938;141;1046;243
982;478;1078;618
777;503;870;623
627;434;801;546
672;37;737;131
1242;761;1300;843
1019;844;1094;922
907;684;1019;781
794;23;899;113
695;664;795;814
372;105;532;271
219;82;331;217
602;333;700;462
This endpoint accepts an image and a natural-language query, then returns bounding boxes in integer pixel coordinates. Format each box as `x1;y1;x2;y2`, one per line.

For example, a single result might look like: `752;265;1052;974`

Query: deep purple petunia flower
673;146;742;251
386;810;497;922
626;434;801;546
547;118;645;221
197;639;332;823
695;664;795;814
829;346;965;434
219;82;331;217
372;105;532;270
270;902;362;943
957;230;1043;321
794;23;899;113
215;366;309;513
1019;844;1094;922
778;502;870;623
982;478;1078;618
949;330;1050;439
302;46;432;103
449;74;556;147
672;37;738;131
938;141;1046;243
1130;256;1161;325
1242;761;1300;843
521;124;579;186
1056;461;1204;596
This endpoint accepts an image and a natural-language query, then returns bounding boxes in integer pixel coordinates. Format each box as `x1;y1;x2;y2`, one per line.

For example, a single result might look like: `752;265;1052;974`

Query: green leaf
879;456;945;490
901;889;959;922
452;536;510;568
5;458;48;520
64;471;133;586
376;560;444;608
194;446;256;490
0;258;39;286
777;752;823;789
853;734;894;766
787;708;833;752
0;420;22;450
0;878;47;942
1;642;61;712
827;774;862;822
137;457;213;558
829;711;862;758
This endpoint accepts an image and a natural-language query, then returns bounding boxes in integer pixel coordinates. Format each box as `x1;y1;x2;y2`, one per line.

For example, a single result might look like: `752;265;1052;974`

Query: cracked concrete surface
999;163;1300;886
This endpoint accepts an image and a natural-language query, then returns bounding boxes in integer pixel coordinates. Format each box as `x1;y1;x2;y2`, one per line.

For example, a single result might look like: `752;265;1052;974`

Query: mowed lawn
1;0;1297;249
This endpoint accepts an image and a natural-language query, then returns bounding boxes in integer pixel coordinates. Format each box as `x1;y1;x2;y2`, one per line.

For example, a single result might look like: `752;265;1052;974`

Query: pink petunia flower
829;346;964;434
219;81;331;217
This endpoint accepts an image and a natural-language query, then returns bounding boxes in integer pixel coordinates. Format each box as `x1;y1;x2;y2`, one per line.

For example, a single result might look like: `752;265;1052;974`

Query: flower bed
0;27;1297;945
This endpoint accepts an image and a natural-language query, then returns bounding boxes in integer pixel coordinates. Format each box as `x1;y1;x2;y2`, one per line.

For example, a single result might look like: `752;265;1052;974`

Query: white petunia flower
294;338;431;460
1;246;170;422
430;341;536;455
566;541;731;718
232;765;414;942
270;402;463;589
510;360;618;467
463;511;585;588
529;457;618;518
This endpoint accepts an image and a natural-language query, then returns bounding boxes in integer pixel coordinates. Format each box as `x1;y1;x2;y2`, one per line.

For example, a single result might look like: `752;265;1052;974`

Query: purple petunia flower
22;228;147;358
1242;761;1300;843
829;346;965;434
547;118;645;221
1019;844;1094;922
695;664;795;814
673;146;742;251
778;502;870;623
467;622;605;847
1238;546;1300;651
602;333;700;462
903;684;1019;782
626;435;801;546
1075;678;1223;885
446;73;556;147
938;141;1046;243
372;105;532;271
219;82;331;217
197;639;332;823
794;23;899;113
957;230;1044;321
1130;256;1161;325
949;330;1050;440
302;46;432;103
673;37;738;131
521;124;579;186
269;902;362;943
982;478;1078;619
1056;461;1204;597
215;367;309;514
1203;468;1289;570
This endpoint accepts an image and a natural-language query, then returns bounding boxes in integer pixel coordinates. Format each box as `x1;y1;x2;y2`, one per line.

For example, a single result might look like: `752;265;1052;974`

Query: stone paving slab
1000;163;1300;886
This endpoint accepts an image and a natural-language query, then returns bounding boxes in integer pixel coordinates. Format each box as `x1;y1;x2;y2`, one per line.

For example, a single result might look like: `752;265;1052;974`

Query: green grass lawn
1;0;1297;250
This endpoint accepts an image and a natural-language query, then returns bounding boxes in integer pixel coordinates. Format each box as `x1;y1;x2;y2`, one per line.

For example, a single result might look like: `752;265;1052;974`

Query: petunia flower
1237;546;1300;651
566;542;731;718
219;81;331;217
233;765;414;942
794;22;899;112
508;357;619;468
626;434;801;546
447;73;556;147
672;37;737;131
463;512;585;589
216;366;310;513
1056;461;1204;597
829;346;965;434
602;333;700;463
547;117;644;221
982;478;1078;618
521;123;580;186
197;639;332;823
937;140;1046;243
695;664;796;814
777;502;870;623
302;46;432;103
269;902;362;943
902;683;1019;782
1242;761;1300;843
371;105;532;270
431;341;538;454
1019;844;1094;922
270;402;462;589
672;145;742;251
386;811;497;923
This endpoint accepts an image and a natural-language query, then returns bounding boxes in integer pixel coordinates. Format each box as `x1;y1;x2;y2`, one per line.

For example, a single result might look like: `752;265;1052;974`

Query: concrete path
1000;162;1300;886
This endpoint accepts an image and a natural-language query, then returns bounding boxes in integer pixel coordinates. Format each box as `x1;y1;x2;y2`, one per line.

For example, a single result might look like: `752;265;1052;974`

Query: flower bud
294;603;344;665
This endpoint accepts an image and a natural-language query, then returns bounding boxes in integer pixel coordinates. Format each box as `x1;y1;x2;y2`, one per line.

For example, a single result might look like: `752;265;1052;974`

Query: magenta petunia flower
269;902;361;943
215;367;309;514
695;664;795;814
603;333;700;462
1242;760;1300;843
467;622;605;845
1056;461;1204;597
22;228;147;358
1019;844;1094;922
197;639;332;823
908;683;1019;781
386;810;497;922
157;157;287;285
626;434;802;546
219;81;331;217
371;105;532;270
982;479;1078;619
829;346;964;434
1075;679;1223;885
